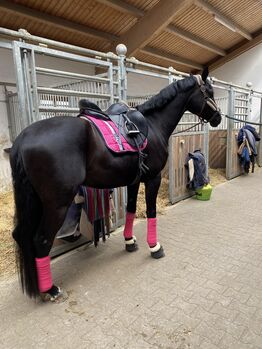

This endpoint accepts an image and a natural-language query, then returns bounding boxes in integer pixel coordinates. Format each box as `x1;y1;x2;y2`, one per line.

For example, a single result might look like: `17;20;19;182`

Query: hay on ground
0;168;226;275
0;191;16;276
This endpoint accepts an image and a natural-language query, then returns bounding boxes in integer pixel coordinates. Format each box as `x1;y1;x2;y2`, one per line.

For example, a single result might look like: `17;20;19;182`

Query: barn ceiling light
214;15;236;33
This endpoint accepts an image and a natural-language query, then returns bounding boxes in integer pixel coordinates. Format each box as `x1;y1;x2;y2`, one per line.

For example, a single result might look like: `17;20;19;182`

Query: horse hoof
151;245;165;259
60;233;82;243
40;286;68;303
126;242;138;252
125;236;138;252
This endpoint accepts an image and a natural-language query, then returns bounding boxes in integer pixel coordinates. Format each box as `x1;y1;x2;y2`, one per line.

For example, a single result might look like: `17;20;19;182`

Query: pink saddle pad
81;114;147;153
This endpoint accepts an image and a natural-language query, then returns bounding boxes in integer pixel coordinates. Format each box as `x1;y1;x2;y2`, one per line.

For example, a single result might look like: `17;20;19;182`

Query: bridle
173;75;220;135
195;74;221;125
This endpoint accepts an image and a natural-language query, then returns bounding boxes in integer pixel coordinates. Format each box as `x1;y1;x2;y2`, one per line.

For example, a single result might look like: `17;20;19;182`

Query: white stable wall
212;44;262;122
127;72;169;97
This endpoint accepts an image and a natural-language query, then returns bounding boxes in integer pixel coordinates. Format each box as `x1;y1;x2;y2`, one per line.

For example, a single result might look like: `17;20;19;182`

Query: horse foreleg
145;174;165;259
123;182;140;252
34;204;69;302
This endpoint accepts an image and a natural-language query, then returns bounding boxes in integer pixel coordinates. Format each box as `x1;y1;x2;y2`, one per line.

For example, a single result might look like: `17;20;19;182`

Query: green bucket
195;184;212;201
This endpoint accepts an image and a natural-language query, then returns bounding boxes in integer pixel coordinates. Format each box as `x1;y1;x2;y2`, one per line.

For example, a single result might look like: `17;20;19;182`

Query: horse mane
136;75;196;115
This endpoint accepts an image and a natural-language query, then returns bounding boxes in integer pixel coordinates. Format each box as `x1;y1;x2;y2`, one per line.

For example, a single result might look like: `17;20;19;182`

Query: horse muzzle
209;111;222;127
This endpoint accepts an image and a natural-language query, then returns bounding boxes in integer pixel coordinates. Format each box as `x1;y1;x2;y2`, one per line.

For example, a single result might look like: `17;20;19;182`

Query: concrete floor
1;169;262;349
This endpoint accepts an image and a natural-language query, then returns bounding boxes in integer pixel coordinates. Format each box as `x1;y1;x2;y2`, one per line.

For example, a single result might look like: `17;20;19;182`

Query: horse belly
84;152;139;188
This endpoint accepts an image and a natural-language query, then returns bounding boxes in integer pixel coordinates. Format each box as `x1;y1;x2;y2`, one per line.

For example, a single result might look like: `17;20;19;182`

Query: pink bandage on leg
147;218;157;247
123;212;135;239
35;256;52;292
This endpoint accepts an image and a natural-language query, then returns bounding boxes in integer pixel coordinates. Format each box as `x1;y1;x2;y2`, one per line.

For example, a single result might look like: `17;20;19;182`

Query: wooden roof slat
95;0;144;17
208;0;262;33
194;0;252;40
208;30;262;71
166;24;226;56
115;0;193;56
0;0;260;73
173;4;242;50
0;0;117;41
136;51;191;72
141;46;203;70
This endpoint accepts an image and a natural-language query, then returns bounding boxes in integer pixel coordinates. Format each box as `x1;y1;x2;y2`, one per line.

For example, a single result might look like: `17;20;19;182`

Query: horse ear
201;66;209;83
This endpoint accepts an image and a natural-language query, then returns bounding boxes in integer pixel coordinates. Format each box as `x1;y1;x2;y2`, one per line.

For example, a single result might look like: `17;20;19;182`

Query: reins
172;121;203;135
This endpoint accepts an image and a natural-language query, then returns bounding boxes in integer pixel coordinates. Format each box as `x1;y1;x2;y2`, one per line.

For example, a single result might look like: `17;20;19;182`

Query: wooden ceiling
0;0;261;73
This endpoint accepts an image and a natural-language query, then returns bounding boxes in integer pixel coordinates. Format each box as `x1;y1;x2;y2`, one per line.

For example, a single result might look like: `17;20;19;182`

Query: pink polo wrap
147;218;157;247
123;212;135;239
35;256;52;292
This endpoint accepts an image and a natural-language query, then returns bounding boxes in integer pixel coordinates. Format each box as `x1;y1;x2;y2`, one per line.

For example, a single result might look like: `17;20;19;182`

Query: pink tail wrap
147;218;157;247
35;256;52;292
123;212;135;239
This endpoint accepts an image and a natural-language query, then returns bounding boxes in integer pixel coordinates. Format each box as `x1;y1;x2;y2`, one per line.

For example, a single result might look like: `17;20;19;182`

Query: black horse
10;68;221;300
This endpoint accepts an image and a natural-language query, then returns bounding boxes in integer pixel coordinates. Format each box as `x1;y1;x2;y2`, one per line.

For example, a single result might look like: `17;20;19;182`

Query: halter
173;76;220;135
194;74;220;126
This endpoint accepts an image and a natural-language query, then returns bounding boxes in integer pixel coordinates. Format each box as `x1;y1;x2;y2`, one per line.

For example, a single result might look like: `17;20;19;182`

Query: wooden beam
95;0;144;17
194;0;252;41
141;46;203;70
208;30;262;71
0;0;117;42
114;0;193;56
167;24;226;56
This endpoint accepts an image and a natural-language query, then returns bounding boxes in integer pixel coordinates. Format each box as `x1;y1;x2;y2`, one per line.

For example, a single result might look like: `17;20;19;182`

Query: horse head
187;67;222;127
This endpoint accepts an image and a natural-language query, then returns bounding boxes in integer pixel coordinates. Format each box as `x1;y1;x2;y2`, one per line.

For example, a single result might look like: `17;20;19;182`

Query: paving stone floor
1;169;262;349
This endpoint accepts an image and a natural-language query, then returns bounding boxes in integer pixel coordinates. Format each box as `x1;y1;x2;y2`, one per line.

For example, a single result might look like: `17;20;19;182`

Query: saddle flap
126;110;148;138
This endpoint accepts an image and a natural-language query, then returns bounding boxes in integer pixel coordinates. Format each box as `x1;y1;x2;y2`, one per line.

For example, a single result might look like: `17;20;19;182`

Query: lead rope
173;114;262;136
221;113;262;126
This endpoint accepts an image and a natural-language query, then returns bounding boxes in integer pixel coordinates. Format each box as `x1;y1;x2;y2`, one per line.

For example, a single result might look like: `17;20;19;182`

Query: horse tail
10;143;42;298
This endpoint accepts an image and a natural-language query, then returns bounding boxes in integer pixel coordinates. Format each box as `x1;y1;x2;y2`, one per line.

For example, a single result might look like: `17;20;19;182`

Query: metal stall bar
226;87;235;179
257;98;262;166
36;67;111;83
126;67;171;80
107;64;114;105
30;49;40;120
12;42;28;130
38;106;80;113
168;72;175;204
0;27;120;62
37;87;112;99
11;40;116;130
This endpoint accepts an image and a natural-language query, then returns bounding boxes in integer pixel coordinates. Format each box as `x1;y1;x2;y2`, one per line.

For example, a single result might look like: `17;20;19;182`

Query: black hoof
126;242;138;252
61;233;82;243
40;285;68;303
151;245;165;259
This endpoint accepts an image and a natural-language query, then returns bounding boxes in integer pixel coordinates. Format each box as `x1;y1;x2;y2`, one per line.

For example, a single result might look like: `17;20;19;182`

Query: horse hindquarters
10;144;42;298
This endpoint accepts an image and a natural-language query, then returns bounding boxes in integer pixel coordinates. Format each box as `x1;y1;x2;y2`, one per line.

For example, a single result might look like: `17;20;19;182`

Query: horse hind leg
123;182;140;252
33;202;72;302
145;174;165;259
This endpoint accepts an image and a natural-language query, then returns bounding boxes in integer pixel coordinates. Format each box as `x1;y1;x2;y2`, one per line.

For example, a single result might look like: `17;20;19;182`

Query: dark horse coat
10;69;221;298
